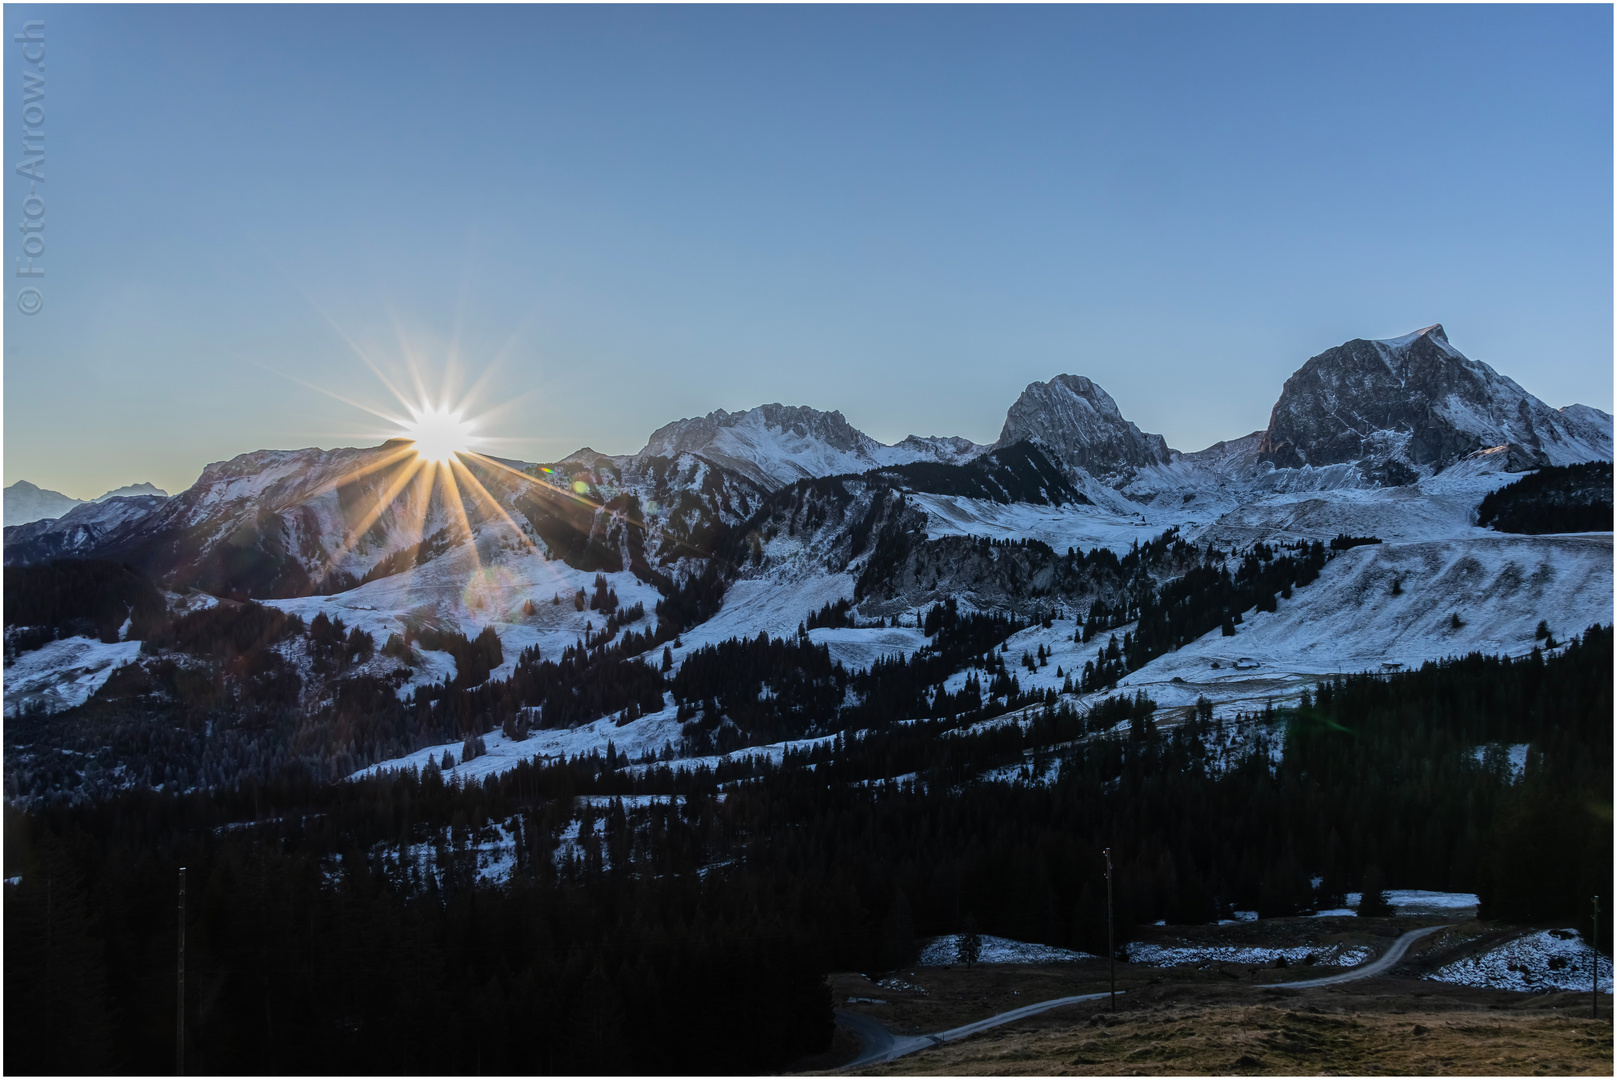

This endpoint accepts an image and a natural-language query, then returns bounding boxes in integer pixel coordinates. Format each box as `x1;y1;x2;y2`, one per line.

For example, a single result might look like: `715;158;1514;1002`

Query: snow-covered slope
4;636;144;717
1097;532;1613;720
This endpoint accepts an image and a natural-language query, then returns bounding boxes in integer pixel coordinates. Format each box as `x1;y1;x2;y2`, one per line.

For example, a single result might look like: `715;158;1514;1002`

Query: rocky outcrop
1258;325;1612;482
994;374;1172;484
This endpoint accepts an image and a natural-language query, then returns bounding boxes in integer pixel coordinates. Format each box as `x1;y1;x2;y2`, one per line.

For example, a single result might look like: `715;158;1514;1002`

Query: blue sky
4;4;1612;498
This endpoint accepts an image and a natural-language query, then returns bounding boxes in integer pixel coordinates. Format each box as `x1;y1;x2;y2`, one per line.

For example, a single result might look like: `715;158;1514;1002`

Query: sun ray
305;444;420;499
396;459;441;565
308;455;427;588
450;456;539;550
434;454;485;577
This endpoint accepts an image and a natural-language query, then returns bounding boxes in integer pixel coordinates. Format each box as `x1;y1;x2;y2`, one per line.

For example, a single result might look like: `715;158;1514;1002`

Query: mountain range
3;324;1611;782
6;324;1606;593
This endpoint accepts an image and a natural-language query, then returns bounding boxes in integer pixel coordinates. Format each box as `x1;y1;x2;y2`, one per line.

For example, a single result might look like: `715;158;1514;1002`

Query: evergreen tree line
1476;461;1613;535
3;559;168;652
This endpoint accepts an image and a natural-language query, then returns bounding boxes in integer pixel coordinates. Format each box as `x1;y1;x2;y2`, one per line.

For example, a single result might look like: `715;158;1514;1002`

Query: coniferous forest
4;619;1610;1074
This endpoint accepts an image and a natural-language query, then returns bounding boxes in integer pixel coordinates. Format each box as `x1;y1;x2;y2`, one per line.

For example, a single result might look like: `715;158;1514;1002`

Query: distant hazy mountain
4;480;171;527
98;482;168;500
3;481;82;527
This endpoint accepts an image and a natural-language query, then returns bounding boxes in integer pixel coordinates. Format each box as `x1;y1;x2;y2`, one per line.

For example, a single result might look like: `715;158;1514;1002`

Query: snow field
907;493;1172;556
1309;890;1480;919
1123;941;1373;969
1470;743;1530;783
806;624;931;671
3;636;144;717
662;571;855;665
348;702;686;782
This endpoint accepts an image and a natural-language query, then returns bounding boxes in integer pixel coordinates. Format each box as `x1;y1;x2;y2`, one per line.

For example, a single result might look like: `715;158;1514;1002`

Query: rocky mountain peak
994;374;1172;483
1257;324;1613;481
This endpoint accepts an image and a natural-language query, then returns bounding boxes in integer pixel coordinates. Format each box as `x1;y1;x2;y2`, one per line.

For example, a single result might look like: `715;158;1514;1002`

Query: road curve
1270;924;1447;989
835;924;1450;1069
839;992;1118;1068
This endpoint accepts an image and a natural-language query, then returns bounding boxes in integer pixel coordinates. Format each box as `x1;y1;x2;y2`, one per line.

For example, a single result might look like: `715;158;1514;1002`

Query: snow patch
1426;929;1613;995
918;934;1094;966
1124;941;1373;969
3;636;144;717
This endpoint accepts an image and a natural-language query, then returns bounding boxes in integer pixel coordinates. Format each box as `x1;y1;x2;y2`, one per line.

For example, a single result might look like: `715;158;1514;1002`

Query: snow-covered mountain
3;493;173;564
636;403;985;489
3;479;170;527
1257;324;1612;483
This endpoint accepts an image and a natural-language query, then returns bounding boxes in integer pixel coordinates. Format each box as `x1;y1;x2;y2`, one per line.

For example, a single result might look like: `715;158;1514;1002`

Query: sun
401;402;477;464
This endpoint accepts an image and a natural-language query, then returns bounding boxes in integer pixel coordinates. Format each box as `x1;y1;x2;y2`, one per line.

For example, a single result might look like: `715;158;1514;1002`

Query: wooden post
1105;847;1115;1012
1593;895;1601;1022
177;867;186;1075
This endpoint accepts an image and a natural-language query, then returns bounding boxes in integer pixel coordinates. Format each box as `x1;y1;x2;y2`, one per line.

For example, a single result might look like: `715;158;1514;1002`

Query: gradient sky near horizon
4;4;1612;500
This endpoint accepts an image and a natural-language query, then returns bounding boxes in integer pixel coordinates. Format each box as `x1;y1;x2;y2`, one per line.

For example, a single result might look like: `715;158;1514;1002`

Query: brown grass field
841;1002;1612;1075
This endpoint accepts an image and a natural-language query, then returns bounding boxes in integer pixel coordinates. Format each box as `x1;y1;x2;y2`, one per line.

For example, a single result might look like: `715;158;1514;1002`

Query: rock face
994;374;1172;483
1258;325;1613;482
637;403;982;489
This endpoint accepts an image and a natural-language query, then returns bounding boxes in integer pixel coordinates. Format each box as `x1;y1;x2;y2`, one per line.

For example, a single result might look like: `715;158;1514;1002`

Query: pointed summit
994;374;1171;483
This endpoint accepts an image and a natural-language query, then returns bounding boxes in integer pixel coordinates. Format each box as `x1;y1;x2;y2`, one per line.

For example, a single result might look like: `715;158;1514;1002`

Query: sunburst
281;333;609;603
400;403;479;464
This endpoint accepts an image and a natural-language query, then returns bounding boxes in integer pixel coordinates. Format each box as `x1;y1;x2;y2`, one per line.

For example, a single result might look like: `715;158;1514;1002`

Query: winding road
836;924;1450;1069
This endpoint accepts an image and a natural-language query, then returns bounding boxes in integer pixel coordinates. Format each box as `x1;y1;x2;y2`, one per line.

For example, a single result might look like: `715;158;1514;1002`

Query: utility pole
1104;847;1115;1012
177;867;186;1076
1593;895;1601;1022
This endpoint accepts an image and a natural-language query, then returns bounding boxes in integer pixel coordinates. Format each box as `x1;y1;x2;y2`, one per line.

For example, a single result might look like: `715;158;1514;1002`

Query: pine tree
956;921;984;969
1356;865;1393;917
